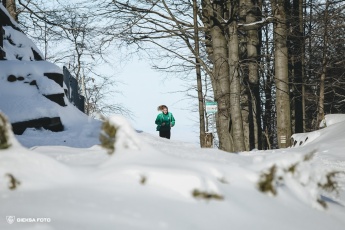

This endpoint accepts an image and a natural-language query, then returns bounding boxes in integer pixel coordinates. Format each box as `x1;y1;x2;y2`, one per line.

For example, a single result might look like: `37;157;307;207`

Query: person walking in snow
155;105;175;139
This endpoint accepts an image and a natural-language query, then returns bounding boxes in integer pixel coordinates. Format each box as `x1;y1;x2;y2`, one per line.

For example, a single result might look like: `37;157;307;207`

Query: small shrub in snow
318;171;342;194
257;165;278;196
257;150;341;209
0;112;11;149
140;175;147;185
99;119;117;154
6;173;21;190
316;171;343;208
192;189;224;201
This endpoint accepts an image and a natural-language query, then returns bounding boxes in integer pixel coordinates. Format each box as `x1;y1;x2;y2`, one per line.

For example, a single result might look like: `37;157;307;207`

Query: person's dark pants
159;129;171;139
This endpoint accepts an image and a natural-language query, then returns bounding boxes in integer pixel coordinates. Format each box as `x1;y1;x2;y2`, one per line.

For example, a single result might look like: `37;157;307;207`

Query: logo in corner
6;216;15;224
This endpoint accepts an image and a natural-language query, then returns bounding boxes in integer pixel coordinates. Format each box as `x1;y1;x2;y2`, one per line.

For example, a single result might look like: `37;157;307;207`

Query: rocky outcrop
0;4;69;135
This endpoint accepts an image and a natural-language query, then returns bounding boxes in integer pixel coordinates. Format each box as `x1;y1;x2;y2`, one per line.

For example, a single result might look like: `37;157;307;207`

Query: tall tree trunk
271;0;291;148
205;0;232;152
246;0;261;149
202;0;251;152
290;0;304;133
300;0;306;132
229;21;245;152
306;0;313;131
211;24;232;152
239;0;250;151
192;0;207;147
263;22;274;149
316;0;329;128
3;0;18;21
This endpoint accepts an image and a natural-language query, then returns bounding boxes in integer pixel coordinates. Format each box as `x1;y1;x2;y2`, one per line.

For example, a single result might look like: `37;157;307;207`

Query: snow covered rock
0;5;75;134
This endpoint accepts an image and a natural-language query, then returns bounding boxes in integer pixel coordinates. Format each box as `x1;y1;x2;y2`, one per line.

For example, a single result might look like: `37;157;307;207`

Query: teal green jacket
155;112;175;131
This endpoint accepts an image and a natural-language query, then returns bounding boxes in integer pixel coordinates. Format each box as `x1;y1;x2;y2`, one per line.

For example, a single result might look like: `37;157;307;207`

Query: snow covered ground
0;112;345;230
1;3;344;229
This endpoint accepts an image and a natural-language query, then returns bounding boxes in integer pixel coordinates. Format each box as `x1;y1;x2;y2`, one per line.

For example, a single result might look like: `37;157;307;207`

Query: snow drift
1;113;344;229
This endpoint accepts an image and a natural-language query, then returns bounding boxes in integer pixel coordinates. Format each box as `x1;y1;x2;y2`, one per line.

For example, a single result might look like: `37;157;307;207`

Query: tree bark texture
211;24;233;152
290;0;304;133
245;0;261;149
271;0;292;148
3;0;18;21
229;21;245;152
263;22;274;149
316;0;329;129
239;0;250;151
202;0;233;152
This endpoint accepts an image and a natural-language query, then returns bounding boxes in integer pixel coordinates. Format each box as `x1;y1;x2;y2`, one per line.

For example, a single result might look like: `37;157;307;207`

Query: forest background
2;0;344;152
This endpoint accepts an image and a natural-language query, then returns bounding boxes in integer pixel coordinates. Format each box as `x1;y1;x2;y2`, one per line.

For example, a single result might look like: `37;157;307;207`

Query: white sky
116;57;200;145
2;0;202;146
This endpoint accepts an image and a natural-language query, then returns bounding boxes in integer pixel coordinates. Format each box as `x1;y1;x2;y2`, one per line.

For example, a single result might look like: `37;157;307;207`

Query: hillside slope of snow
0;114;344;230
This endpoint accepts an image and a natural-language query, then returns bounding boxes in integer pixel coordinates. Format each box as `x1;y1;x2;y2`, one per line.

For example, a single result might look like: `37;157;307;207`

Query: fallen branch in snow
192;189;224;201
6;173;21;190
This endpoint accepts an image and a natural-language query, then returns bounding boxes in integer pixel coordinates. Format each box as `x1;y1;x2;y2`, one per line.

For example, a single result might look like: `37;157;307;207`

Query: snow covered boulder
0;61;67;134
0;5;73;134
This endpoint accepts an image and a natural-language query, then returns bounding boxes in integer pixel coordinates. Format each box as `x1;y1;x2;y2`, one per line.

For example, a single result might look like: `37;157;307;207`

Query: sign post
205;102;217;147
205;101;218;114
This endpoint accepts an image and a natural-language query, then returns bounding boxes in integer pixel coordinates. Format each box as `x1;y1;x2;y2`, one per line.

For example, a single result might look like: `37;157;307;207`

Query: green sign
206;101;217;114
